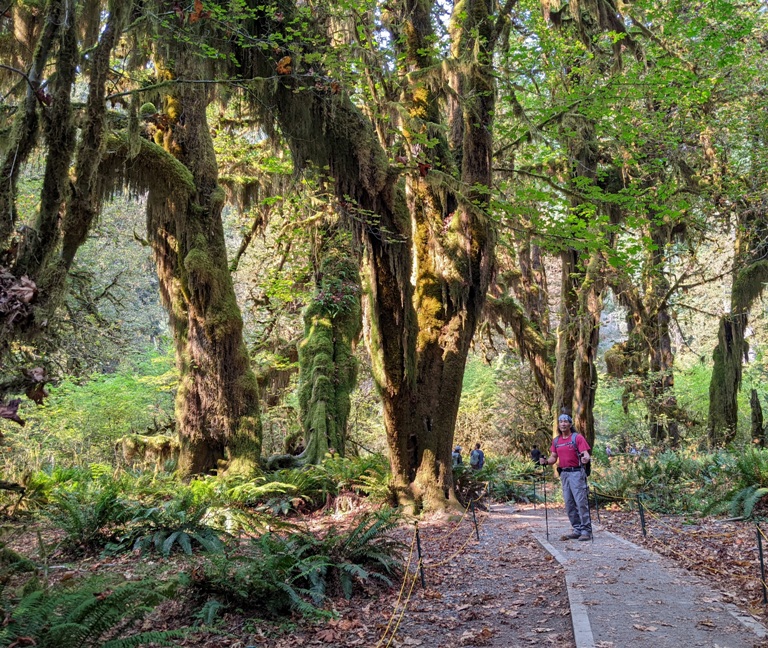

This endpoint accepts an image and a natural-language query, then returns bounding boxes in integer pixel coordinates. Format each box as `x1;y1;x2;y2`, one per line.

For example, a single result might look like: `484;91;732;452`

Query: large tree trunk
149;58;261;476
100;75;262;475
239;0;495;511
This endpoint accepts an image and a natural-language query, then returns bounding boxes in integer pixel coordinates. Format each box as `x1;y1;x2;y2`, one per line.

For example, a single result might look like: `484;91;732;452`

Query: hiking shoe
560;532;581;540
578;533;592;541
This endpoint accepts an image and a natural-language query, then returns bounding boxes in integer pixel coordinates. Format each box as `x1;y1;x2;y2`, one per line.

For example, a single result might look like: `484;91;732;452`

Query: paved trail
520;507;768;648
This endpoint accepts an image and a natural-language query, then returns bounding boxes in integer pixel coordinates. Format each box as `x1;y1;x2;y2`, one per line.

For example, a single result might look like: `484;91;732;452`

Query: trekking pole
582;462;594;543
542;469;549;541
636;493;647;538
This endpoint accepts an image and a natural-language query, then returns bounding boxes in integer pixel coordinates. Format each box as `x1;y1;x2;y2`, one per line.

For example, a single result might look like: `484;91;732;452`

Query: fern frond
744;487;768;518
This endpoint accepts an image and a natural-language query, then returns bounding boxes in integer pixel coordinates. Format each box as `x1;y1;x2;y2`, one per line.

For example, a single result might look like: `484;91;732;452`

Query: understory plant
196;509;404;617
478;456;539;504
45;481;130;552
116;494;228;556
0;578;186;647
721;448;768;518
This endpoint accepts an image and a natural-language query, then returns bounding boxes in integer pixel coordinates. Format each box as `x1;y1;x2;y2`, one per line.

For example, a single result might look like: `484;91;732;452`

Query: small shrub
196;509;404;616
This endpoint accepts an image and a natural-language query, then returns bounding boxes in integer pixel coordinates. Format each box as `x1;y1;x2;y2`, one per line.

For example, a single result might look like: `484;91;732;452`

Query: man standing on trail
469;442;485;470
539;414;592;541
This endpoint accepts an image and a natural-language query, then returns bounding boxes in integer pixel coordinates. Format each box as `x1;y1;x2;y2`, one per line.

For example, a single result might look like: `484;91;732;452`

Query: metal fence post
415;522;426;589
636;493;647;538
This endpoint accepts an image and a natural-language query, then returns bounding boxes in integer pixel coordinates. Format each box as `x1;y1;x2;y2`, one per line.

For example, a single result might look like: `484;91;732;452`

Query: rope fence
375;493;489;646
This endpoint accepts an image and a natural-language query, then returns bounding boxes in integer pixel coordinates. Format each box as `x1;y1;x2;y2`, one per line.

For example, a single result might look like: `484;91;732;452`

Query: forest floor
5;499;768;647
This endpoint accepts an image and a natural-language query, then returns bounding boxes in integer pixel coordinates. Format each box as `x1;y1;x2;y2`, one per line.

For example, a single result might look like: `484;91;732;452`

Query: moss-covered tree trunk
295;225;362;464
708;262;768;446
553;250;578;422
97;35;263;475
708;206;768;446
146;56;261;476
496;234;555;408
644;223;680;446
239;0;495;511
1;1;129;404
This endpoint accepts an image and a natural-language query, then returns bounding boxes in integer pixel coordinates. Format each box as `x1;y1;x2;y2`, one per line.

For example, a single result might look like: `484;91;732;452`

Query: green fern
45;482;130;552
741;486;768;518
728;486;755;518
122;497;227;557
725;484;768;518
0;579;187;647
196;509;404;616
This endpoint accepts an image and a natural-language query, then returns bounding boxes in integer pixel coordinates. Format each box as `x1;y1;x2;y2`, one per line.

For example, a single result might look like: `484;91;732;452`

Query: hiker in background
470;442;485;470
530;445;542;464
605;444;613;459
539;414;592;541
452;445;463;467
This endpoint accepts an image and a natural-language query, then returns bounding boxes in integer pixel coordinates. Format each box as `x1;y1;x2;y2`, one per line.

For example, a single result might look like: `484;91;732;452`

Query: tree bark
99;77;262;476
148;55;261;475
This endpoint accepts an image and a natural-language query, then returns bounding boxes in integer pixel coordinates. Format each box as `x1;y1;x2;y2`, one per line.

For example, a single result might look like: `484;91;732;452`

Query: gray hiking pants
560;469;592;535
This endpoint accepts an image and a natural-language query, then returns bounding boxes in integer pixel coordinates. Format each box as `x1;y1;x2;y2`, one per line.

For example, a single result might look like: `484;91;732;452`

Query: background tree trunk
295;225;362;464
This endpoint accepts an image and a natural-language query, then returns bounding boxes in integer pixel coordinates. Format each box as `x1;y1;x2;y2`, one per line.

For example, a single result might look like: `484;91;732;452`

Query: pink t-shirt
550;433;591;468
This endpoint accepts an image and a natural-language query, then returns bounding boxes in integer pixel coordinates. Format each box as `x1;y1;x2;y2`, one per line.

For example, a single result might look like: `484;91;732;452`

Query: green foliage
196;509;403;617
0;578;187;648
117;495;227;557
45;481;130;553
593;451;734;513
294;508;403;600
454;357;500;452
475;455;539;504
728;485;768;518
0;348;176;473
317;454;391;501
732;448;768;489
